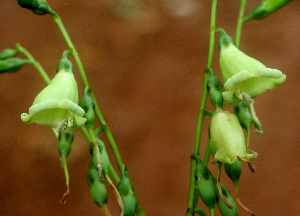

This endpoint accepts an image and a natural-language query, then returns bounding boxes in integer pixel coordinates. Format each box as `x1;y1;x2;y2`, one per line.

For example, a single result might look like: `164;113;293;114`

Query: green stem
249;102;263;134
246;127;251;149
207;0;218;69
202;139;212;168
88;128;104;180
79;126;91;143
15;43;51;84
90;92;124;168
51;12;89;87
186;0;218;214
109;165;120;183
210;208;216;216
60;156;70;204
235;0;248;48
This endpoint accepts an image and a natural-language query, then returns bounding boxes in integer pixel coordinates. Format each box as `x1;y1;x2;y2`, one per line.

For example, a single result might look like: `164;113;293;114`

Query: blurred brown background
1;0;300;215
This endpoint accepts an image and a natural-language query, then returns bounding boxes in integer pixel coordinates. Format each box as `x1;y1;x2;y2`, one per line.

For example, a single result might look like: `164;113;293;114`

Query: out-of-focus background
1;0;299;215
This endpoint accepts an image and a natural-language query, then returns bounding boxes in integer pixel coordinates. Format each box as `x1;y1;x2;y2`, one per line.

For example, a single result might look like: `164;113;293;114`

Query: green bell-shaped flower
21;54;86;131
219;35;286;105
210;108;257;164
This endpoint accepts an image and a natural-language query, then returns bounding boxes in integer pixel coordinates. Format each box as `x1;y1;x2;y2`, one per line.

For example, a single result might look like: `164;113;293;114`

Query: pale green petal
224;70;252;90
33;70;79;105
223;67;286;104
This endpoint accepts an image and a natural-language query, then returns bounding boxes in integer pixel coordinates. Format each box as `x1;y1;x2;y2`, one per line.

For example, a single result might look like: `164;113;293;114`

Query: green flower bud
193;155;217;211
87;167;100;187
234;102;253;131
0;49;19;60
21;54;86;131
79;87;95;130
224;160;241;184
57;131;73;157
0;58;31;73
210;108;257;164
244;0;293;22
118;167;134;197
122;195;136;216
219;35;286;105
207;70;224;109
217;184;239;216
197;175;217;210
17;0;54;15
90;180;108;207
118;165;136;216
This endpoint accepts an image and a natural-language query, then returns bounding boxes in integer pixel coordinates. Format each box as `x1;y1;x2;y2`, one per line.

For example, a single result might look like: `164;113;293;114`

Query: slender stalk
15;43;51;84
235;0;248;48
207;0;218;69
51;13;89;87
186;1;218;215
88;128;104;180
60;156;70;204
202;139;212;168
89;92;124;168
210;208;216;216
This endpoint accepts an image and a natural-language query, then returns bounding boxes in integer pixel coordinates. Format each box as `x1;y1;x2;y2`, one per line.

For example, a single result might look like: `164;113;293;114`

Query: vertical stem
51;13;89;87
235;0;248;48
202;139;212;168
186;1;218;215
207;0;218;69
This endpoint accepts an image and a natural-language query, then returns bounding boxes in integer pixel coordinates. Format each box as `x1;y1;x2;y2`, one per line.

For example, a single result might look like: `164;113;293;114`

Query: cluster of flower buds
0;48;31;73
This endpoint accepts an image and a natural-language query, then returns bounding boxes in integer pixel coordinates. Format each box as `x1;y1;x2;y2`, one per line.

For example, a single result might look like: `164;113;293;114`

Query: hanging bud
219;34;286;106
217;184;239;216
79;87;95;130
0;49;19;60
118;165;136;216
234;102;253;132
21;52;86;131
58;131;73;158
90;180;109;208
207;69;224;109
194;156;217;214
244;0;293;22
224;160;255;215
57;131;74;204
17;0;54;15
224;160;241;185
0;58;31;73
210;108;257;164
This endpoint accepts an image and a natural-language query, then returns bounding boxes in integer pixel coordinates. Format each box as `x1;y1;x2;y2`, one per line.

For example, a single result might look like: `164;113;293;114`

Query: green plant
0;0;293;215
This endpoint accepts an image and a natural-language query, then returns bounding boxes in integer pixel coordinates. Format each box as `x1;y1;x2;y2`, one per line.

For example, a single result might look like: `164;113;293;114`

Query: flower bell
210;108;257;164
219;35;286;105
21;52;86;131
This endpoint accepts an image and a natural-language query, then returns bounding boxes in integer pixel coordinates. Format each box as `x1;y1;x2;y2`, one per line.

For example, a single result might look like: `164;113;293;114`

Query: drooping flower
21;54;86;131
219;35;286;105
210;108;257;164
